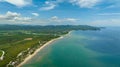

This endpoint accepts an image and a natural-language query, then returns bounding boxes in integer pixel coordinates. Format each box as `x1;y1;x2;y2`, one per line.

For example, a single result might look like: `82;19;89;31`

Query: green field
0;50;2;57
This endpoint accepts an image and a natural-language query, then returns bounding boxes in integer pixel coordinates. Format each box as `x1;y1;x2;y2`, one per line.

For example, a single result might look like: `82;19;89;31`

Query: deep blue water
22;27;120;67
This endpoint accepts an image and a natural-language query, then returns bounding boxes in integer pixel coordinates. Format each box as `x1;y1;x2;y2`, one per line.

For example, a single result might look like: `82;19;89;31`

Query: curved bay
22;27;120;67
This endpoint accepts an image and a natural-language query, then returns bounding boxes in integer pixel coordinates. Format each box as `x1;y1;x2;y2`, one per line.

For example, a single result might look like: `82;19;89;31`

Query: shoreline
0;50;5;60
17;36;64;67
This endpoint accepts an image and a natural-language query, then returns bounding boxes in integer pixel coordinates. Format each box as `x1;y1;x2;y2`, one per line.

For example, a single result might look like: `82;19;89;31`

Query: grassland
0;50;2;57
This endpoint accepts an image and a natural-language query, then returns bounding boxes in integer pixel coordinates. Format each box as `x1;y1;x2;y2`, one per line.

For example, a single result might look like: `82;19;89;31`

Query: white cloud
0;0;32;7
40;1;57;10
69;0;100;8
40;0;100;10
0;12;78;25
98;13;120;16
65;18;78;22
30;16;79;25
50;16;78;23
32;13;39;16
89;19;120;26
0;11;32;23
40;0;65;10
101;0;120;9
50;16;63;22
51;16;58;20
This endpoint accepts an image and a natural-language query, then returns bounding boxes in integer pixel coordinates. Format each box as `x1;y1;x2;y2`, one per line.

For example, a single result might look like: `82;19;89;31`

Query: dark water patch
96;55;120;67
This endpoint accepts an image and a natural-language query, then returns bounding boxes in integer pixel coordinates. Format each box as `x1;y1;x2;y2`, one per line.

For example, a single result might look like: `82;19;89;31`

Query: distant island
0;25;100;67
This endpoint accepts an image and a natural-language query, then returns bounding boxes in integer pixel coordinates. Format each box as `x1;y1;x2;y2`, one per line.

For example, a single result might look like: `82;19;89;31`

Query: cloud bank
0;11;32;24
40;0;101;10
32;13;39;16
0;0;32;7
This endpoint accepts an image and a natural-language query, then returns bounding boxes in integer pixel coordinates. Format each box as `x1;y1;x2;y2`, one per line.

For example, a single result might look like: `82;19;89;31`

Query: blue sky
0;0;120;26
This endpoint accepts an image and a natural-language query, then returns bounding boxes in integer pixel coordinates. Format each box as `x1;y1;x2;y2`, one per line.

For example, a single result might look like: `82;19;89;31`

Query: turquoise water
22;27;120;67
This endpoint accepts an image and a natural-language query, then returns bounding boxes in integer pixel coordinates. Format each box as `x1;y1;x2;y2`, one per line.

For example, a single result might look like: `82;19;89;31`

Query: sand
17;36;63;67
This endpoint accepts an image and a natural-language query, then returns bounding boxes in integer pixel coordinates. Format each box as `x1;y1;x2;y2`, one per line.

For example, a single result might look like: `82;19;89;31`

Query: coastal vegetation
0;25;100;67
0;51;2;56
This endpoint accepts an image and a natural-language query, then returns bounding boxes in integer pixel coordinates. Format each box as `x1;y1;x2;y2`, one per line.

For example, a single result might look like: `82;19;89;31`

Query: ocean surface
22;27;120;67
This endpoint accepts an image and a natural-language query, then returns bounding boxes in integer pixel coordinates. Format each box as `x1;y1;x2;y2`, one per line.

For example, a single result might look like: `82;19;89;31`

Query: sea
22;27;120;67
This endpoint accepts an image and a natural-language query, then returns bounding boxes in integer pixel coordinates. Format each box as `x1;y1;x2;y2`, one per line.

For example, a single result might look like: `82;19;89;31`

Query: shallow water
22;27;120;67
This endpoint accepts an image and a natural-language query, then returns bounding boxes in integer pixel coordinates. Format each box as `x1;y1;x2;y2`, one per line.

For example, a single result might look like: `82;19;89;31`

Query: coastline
17;36;64;67
0;50;5;60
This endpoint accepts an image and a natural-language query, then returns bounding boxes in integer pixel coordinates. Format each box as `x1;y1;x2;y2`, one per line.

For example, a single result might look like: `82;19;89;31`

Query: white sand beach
17;36;63;67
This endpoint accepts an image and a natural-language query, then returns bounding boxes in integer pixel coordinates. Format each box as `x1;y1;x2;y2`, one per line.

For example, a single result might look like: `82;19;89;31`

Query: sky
0;0;120;26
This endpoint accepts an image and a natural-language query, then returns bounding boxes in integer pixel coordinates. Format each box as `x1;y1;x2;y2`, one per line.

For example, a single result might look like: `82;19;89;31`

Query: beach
17;36;63;67
21;28;120;67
